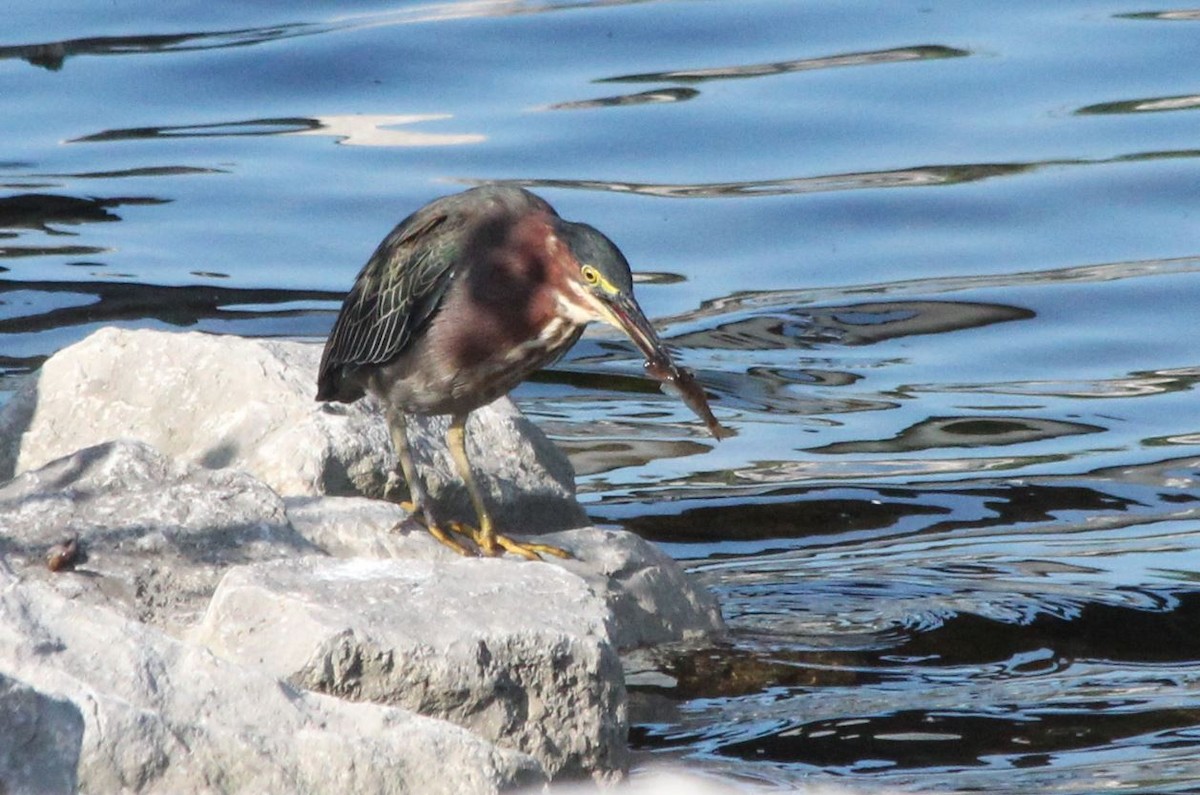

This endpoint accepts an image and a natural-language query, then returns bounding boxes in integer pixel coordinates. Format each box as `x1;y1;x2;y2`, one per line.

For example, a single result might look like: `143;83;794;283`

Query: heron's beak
602;293;673;367
598;291;732;440
601;291;732;440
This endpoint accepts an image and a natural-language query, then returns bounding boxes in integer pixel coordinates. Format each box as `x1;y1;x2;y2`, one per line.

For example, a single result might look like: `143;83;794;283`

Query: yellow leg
387;407;474;557
447;414;571;561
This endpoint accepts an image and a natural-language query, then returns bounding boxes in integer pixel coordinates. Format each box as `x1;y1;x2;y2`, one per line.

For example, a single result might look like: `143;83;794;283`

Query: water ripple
601;45;970;84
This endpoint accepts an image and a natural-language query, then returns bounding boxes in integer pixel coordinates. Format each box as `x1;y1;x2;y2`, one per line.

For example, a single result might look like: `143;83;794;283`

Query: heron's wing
317;202;463;398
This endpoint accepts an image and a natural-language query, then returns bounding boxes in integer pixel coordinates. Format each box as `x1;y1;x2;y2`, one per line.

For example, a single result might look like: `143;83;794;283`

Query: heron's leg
387;407;474;556
446;414;571;561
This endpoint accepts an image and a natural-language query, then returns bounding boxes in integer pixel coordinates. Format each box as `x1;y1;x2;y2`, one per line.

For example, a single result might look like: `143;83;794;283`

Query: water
5;1;1200;791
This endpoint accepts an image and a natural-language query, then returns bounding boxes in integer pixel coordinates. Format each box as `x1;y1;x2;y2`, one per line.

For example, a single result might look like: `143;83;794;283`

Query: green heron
318;185;726;560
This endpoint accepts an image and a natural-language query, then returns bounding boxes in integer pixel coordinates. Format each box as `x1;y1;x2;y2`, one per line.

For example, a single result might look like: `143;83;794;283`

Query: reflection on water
505;163;1036;199
1078;94;1200;115
509;150;1200;198
629;455;1200;791
602;45;970;84
545;87;700;111
1119;10;1200;21
0;193;169;263
0;2;571;72
0;193;129;231
608;456;1176;546
811;415;1104;454
0;24;311;71
668;299;1033;350
72;115;484;147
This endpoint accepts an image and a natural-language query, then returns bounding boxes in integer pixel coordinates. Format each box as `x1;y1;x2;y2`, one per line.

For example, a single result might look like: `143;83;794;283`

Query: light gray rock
0;573;544;795
194;555;629;781
0;672;84;795
0;442;722;788
0;326;728;791
283;494;438;560
283;496;725;650
1;327;586;531
0;439;316;635
538;527;725;650
405;399;588;532
0;326;374;494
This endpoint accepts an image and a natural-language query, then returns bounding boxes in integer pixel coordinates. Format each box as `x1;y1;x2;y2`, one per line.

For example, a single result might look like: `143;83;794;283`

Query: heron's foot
426;523;478;557
446;520;572;561
490;533;573;561
392;502;478;557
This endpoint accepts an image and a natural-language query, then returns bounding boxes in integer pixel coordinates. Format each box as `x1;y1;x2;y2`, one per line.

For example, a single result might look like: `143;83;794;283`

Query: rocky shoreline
0;328;725;794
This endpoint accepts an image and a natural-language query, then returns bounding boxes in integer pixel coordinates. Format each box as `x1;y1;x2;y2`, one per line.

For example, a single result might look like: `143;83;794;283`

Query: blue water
5;1;1200;791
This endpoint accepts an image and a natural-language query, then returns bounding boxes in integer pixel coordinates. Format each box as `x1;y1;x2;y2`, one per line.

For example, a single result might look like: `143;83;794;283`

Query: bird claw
391;507;477;556
393;503;570;560
430;525;476;557
495;535;573;561
447;520;572;561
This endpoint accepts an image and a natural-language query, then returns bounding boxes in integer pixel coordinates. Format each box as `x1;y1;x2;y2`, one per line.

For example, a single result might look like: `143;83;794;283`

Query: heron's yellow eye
581;265;601;286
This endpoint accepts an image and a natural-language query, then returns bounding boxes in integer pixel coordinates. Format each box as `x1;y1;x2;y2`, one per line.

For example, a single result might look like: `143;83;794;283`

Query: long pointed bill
603;293;671;365
600;294;732;440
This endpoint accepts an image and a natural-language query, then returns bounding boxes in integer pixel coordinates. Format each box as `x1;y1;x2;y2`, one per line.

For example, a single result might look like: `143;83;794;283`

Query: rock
189;525;726;781
0;327;586;531
406;400;588;532
0;439;316;635
283;494;437;560
0;441;724;788
0;573;544;795
0;326;728;790
284;498;726;650
538;527;725;650
0;375;34;485
193;556;629;781
0;671;84;795
0;327;383;494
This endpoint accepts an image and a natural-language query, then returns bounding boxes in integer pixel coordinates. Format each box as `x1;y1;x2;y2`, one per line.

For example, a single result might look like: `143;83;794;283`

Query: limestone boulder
0;439;314;635
0;573;543;795
0;671;84;795
284;497;725;650
538;526;726;650
0;326;729;792
0;327;586;531
194;556;628;781
0;441;724;789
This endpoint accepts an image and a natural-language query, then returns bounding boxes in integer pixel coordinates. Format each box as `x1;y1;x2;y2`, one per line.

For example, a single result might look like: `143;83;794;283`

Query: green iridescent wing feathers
317;186;557;401
317;206;459;399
